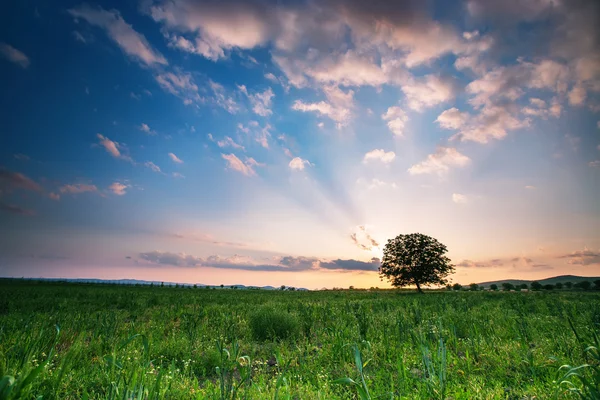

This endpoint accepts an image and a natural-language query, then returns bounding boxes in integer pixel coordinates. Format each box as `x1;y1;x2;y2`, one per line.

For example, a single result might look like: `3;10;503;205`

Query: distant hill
4;277;306;291
477;275;600;288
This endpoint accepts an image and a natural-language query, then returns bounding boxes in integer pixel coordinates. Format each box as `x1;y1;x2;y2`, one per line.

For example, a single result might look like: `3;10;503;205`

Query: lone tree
379;233;454;293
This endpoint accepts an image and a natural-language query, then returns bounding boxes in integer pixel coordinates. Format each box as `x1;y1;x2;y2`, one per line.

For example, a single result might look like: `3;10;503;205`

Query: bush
249;307;300;341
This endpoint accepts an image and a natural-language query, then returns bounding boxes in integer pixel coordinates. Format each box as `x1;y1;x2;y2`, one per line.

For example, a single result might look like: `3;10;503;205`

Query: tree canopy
379;233;454;293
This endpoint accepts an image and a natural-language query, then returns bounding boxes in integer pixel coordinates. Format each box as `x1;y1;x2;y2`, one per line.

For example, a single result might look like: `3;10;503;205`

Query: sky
0;0;599;289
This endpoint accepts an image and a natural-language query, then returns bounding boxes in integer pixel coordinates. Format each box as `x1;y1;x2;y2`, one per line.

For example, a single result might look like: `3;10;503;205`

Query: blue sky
0;0;599;288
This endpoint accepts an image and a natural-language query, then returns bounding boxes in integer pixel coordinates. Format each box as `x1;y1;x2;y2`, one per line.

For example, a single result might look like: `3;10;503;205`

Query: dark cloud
138;251;379;272
0;168;43;192
0;202;35;216
319;258;380;271
557;249;600;266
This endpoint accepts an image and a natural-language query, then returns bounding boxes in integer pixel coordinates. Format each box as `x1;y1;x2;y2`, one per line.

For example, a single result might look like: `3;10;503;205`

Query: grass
0;279;599;398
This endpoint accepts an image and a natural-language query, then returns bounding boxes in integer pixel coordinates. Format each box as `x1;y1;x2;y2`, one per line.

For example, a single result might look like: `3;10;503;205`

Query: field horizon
2;273;599;291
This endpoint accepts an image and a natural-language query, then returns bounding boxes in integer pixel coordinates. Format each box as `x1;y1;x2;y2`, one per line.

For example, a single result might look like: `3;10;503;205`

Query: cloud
255;123;271;148
148;0;272;61
239;85;275;116
363;149;395;164
292;85;354;128
318;258;380;272
139;123;156;135
441;105;531;144
408;147;470;176
96;134;133;162
381;106;408;136
589;160;600;168
436;108;469;130
146;0;469;75
264;72;278;82
289;157;312;171
0;202;35;216
68;5;167;66
154;71;201;105
48;192;60;201
525;185;536;189
401;75;458;111
172;172;185;179
168;152;184;164
217;136;245;151
59;183;98;195
0;168;43;192
222;153;262;176
568;84;586;106
456;259;504;268
144;161;162;173
13;154;30;161
209;80;239;113
350;226;379;251
138;250;380;272
557;248;600;265
444;59;573;143
452;193;468;204
0;43;30;68
457;256;550;270
72;31;88;43
108;182;128;195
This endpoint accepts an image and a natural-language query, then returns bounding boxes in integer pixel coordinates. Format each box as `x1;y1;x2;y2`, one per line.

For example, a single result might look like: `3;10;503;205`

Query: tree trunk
415;281;423;294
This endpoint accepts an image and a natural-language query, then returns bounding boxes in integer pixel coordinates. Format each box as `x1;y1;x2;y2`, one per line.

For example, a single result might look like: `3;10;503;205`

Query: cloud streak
0;43;30;68
138;251;381;272
68;5;167;66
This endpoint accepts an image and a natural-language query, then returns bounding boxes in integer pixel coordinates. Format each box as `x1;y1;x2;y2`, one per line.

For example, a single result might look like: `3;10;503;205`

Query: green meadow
0;280;598;399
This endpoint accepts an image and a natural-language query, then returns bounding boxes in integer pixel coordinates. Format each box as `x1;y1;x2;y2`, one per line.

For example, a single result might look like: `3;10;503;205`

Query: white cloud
144;161;162;173
449;105;530;143
217;136;245;151
149;1;271;61
154;71;201;105
529;98;546;108
222;153;261;176
264;72;278;82
173;172;185;178
109;182;128;195
589;160;600;168
96;134;132;162
452;193;468;204
0;43;30;68
209;80;239;113
168;152;183;164
568;84;586;106
408;147;470;176
436;108;469;130
381;106;408;136
289;157;312;170
363;149;395;164
239;85;275;116
139;123;156;135
292;85;354;128
401;75;457;111
68;5;167;66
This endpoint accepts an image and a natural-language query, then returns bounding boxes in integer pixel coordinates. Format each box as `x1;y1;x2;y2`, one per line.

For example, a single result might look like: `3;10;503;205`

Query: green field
0;281;599;399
